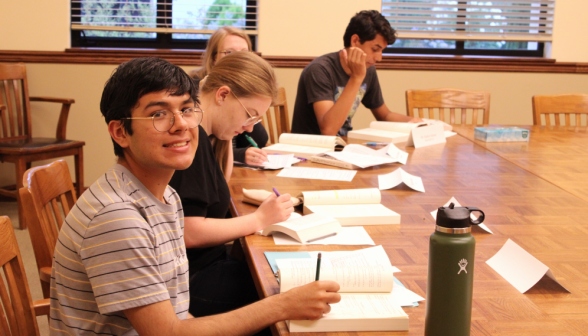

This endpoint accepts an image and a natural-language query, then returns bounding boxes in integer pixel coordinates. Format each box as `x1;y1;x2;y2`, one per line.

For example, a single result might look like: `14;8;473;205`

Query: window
71;0;258;50
381;1;554;57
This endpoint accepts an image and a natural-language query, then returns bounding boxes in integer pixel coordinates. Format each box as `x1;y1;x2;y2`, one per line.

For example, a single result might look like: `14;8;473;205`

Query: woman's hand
245;147;268;166
254;193;294;230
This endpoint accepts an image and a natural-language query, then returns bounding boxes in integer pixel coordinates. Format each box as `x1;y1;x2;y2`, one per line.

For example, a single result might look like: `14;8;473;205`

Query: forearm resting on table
183;214;261;248
125;296;288;336
315;77;364;135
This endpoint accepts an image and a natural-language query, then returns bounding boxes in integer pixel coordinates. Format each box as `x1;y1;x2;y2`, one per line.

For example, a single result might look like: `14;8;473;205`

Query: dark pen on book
315;252;322;281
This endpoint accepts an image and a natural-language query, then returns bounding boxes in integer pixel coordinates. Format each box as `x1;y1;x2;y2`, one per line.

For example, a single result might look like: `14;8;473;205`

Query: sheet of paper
325;151;395;168
384;143;409;164
336;143;408;165
430;197;493;234
391;278;426;307
303;188;381;205
445;131;457;138
262;154;295;169
278;167;357;182
272;226;375;245
326;294;407;319
486;239;569;293
406;124;446;148
378;168;425;192
265;251;312;274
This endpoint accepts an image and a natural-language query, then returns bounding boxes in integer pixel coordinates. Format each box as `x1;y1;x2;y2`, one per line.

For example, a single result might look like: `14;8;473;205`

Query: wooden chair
532;94;588;126
0;62;84;230
262;87;290;144
0;216;50;336
19;160;76;300
406;88;490;125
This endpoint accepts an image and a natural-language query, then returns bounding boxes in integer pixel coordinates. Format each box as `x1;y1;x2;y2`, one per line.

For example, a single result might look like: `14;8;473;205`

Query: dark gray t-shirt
291;51;385;136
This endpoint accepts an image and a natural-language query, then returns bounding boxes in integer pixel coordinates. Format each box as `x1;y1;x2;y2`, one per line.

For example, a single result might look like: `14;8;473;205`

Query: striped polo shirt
49;164;189;336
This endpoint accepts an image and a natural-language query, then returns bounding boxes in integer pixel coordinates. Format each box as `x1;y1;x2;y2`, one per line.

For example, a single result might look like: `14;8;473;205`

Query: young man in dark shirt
291;10;421;136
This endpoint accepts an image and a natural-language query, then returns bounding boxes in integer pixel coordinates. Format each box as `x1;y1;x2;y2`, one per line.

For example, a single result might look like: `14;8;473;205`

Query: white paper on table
272;226;375;245
445;131;457;138
391;285;426;307
378;168;425;192
430;197;493;234
262;154;296;169
423;118;453;132
406;124;446;148
486;239;570;293
324;151;395;168
277;167;357;182
384;143;409;164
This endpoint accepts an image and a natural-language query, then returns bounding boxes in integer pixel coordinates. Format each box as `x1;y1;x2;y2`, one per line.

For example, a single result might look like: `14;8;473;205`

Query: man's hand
254;193;294;230
409;117;424;123
340;48;367;81
245;147;268;166
277;281;341;320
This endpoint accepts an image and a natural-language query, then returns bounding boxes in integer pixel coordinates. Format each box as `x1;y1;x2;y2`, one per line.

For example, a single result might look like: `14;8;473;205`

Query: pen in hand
272;187;281;197
315;252;322;281
244;134;269;163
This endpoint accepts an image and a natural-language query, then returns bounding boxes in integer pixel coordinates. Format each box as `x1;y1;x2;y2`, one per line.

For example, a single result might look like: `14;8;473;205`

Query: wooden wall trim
0;48;587;74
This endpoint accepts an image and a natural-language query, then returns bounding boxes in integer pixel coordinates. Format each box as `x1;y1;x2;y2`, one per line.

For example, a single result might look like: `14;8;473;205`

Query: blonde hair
192;26;252;80
201;52;279;175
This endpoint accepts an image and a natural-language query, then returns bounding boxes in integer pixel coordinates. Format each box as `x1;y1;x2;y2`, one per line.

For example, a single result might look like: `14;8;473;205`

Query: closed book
348;121;425;143
264;133;347;159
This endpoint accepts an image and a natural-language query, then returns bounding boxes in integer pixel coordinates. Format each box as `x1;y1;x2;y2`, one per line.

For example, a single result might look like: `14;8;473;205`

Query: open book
277;246;408;332
301;188;401;226
263;133;347;159
259;213;342;244
348;121;426;143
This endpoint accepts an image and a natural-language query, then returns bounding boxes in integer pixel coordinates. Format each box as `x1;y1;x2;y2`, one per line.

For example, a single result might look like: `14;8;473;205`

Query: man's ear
108;120;130;150
215;86;231;104
350;34;361;47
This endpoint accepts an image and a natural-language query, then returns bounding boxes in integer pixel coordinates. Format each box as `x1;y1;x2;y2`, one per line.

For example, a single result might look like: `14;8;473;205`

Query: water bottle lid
436;203;485;229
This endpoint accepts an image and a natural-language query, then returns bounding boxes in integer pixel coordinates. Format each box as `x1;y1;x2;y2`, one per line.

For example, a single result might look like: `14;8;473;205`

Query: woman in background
170;52;293;327
193;26;269;169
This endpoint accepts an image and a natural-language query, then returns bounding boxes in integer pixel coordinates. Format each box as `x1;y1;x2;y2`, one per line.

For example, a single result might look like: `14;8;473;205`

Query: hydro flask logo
458;259;468;274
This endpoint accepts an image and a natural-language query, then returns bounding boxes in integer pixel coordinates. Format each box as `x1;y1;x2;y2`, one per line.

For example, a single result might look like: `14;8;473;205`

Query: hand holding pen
244;134;268;165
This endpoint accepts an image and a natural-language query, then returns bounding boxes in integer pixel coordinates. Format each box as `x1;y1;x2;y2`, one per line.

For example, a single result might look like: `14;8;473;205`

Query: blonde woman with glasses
192;26;269;168
169;52;293;328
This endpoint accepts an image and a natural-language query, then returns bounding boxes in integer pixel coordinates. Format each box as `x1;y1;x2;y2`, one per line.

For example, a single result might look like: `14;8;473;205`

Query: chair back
0;63;32;141
0;216;41;336
262;87;290;144
532;94;588;126
21;160;77;291
406;88;490;126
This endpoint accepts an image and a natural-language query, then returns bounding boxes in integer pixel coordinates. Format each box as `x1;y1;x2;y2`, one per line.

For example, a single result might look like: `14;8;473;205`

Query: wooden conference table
229;128;588;336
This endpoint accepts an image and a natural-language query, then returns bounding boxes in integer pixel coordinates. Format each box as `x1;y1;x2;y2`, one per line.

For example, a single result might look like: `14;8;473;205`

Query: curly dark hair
343;10;397;48
100;57;198;157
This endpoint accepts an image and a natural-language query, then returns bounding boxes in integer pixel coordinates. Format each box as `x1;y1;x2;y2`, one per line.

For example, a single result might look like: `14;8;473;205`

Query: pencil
272;187;281;197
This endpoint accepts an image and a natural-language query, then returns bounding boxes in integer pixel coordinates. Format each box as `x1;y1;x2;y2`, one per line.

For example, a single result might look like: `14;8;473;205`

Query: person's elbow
318;123;340;136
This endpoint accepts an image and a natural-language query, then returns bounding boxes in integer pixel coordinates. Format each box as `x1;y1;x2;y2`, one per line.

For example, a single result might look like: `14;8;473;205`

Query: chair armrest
30;96;75;104
39;266;52;283
29;97;75;140
33;298;50;316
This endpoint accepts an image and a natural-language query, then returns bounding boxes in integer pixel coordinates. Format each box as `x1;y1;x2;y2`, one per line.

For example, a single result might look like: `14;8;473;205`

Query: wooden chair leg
74;148;84;197
15;159;27;230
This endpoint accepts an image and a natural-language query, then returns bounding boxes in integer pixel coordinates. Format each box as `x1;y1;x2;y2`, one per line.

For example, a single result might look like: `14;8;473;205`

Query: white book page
272;227;375;245
370;121;424;133
378;168;425;192
278;167;357;182
326;294;407;319
265;143;330;155
264;213;336;233
279;133;337;149
303;188;381;205
261;154;295;169
306;204;398;219
278;260;395;292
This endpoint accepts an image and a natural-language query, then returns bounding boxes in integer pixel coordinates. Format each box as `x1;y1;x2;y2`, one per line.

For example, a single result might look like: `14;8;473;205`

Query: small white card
385;143;409;164
277;167;357;182
486;239;570;293
378;168;425;192
430;197;492;234
406;124;446;148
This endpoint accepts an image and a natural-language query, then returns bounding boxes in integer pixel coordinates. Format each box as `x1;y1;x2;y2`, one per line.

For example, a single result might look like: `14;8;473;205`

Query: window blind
71;0;258;35
382;0;554;42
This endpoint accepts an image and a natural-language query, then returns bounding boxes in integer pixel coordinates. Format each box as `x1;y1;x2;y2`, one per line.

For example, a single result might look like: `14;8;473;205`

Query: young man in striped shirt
49;57;340;336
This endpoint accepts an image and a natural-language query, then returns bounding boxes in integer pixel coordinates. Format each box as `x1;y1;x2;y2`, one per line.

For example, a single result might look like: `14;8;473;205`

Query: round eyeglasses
121;107;203;132
231;92;263;127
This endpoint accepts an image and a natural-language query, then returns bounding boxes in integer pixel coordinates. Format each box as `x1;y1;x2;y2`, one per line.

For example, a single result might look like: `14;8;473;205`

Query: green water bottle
424;203;485;336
